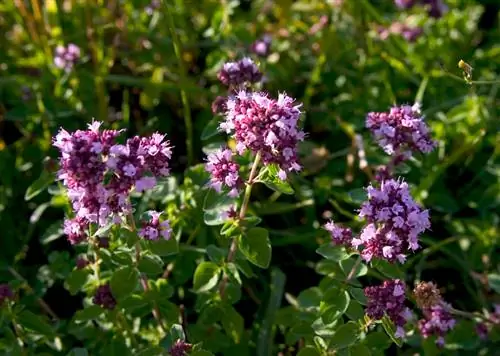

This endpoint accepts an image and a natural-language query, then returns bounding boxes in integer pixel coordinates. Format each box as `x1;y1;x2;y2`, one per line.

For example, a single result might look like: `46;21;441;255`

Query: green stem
447;306;490;322
164;1;194;166
219;151;262;298
128;211;166;332
8;267;59;320
116;311;138;347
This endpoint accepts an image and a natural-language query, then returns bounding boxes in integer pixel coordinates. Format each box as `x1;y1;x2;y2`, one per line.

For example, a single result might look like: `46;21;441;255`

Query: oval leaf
316;243;351;262
17;310;55;337
193;262;220;293
328;321;360;350
238;227;272;268
25;170;55;201
110;266;139;300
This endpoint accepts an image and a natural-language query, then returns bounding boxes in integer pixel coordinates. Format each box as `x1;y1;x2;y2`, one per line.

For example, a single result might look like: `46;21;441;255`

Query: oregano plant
1;1;499;355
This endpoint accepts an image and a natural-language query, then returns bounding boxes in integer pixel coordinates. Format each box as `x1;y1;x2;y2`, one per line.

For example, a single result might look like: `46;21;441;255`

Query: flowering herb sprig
53;121;172;243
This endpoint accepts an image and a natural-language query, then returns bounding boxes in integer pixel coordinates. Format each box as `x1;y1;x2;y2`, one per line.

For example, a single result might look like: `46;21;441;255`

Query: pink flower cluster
205;148;243;197
364;279;411;338
251;35;272;57
0;284;14;305
221;91;305;180
138;211;172;241
395;0;447;18
53;121;172;243
366;104;436;160
377;22;423;42
324;220;352;246
418;303;456;347
217;58;262;87
54;44;81;72
354;179;430;263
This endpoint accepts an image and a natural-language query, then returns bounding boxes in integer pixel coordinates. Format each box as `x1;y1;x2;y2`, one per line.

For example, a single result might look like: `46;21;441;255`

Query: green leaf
220;220;239;237
348;188;367;204
25;170;54;201
138;255;164;275
66;348;89;356
93;223;114;238
74;305;105;322
238;227;272;268
201;116;221;140
348;287;367;305
297;346;321;356
328;321;360;349
364;331;391;352
348;344;371;356
146;239;179;256
345;299;365;321
190;351;214;356
297;287;323;310
321;289;350;324
193;262;220;293
487;274;500;293
257;268;286;356
219;304;244;343
206;244;227;264
65;269;90;295
373;260;404;279
119;294;149;312
316;244;351;262
160;324;185;350
381;315;403;347
185;163;209;187
136;347;165;356
340;259;368;278
203;189;236;226
225;263;242;285
110;266;139;300
17;310;55;337
256;165;295;195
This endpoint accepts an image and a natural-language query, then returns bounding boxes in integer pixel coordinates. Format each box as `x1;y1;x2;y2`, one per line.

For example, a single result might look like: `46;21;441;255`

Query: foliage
0;0;499;355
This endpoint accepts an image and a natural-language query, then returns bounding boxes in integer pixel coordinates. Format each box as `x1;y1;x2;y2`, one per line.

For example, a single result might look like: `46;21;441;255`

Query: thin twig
8;267;59;321
128;212;166;331
346;258;362;283
219;151;262;298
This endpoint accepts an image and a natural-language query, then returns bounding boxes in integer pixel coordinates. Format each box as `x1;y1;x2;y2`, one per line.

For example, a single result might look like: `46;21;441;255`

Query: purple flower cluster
377;22;423;42
395;0;447;18
205;148;243;197
138;211;172;241
217;58;262;87
169;339;192;356
364;279;411;338
145;0;160;15
353;179;430;263
53;121;172;243
0;284;14;305
251;35;272;57
63;217;90;245
222;91;305;180
54;44;81;72
93;284;116;310
366;104;436;160
475;305;500;339
418;303;456;347
324;220;352;246
212;96;228;115
76;256;90;269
